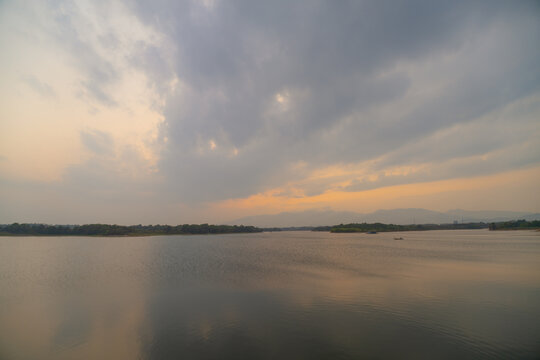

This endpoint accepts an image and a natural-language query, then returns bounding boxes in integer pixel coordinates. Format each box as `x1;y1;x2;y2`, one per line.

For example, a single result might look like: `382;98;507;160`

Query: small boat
367;231;377;234
394;237;403;240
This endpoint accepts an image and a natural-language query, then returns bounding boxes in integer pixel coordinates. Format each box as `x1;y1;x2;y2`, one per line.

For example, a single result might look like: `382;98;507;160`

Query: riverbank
0;223;263;236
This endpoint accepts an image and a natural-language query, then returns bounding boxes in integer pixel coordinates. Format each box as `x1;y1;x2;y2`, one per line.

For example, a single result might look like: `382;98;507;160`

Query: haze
1;0;539;225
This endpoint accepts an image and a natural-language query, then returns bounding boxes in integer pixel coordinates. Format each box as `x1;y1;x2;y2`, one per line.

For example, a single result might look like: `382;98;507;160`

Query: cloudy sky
1;0;539;224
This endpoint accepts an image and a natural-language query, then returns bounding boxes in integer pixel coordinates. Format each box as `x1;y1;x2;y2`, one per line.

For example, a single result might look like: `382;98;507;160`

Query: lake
1;229;539;359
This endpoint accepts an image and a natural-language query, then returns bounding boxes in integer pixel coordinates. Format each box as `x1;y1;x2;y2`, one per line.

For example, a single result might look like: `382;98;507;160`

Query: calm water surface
1;230;539;359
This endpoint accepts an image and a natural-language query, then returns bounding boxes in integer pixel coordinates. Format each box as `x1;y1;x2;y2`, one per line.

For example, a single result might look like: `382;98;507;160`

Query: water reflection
0;230;539;359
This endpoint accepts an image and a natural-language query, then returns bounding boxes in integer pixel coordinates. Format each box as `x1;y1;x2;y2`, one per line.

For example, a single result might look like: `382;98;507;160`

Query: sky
1;0;539;225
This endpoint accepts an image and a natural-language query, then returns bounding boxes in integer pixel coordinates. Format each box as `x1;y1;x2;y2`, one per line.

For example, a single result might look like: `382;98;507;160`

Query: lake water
1;229;539;359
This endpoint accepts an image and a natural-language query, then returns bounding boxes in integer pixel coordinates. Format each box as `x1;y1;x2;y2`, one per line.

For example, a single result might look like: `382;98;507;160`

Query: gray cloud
126;0;540;202
80;129;114;155
21;75;56;98
1;0;540;225
341;140;540;194
375;96;540;170
47;1;121;107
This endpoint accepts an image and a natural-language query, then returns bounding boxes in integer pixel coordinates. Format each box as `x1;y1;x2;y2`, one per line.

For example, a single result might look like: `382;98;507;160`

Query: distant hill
524;213;540;221
361;208;451;225
445;209;536;223
229;208;540;227
229;210;362;228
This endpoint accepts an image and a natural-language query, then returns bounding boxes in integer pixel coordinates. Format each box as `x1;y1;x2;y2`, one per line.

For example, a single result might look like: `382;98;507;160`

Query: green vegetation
0;223;262;236
2;220;537;236
315;220;540;233
314;222;489;233
488;220;540;230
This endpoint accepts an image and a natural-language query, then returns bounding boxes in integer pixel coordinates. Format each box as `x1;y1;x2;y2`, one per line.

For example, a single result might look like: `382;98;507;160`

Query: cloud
80;129;114;155
21;0;169;109
21;76;56;98
1;0;539;224
0;140;164;224
124;0;540;202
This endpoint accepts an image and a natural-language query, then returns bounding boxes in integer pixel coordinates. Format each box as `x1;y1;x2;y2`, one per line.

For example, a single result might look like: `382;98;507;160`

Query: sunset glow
1;0;539;225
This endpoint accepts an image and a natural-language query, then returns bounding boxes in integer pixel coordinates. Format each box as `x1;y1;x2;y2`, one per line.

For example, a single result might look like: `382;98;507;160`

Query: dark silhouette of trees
0;223;262;236
488;220;540;230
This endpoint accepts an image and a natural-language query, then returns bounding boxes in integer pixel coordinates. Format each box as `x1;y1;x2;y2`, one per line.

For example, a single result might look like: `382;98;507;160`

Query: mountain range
229;208;540;227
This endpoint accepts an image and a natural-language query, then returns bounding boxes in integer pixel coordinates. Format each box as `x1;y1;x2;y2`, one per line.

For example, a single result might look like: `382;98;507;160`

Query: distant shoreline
316;219;540;233
1;219;538;236
0;223;263;237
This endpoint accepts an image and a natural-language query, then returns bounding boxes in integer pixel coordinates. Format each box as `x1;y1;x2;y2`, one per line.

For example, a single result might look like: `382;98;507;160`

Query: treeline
0;223;263;236
314;222;489;233
488;220;540;230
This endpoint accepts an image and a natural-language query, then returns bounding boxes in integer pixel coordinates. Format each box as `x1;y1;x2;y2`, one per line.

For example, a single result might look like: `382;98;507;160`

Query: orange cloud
212;166;540;219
